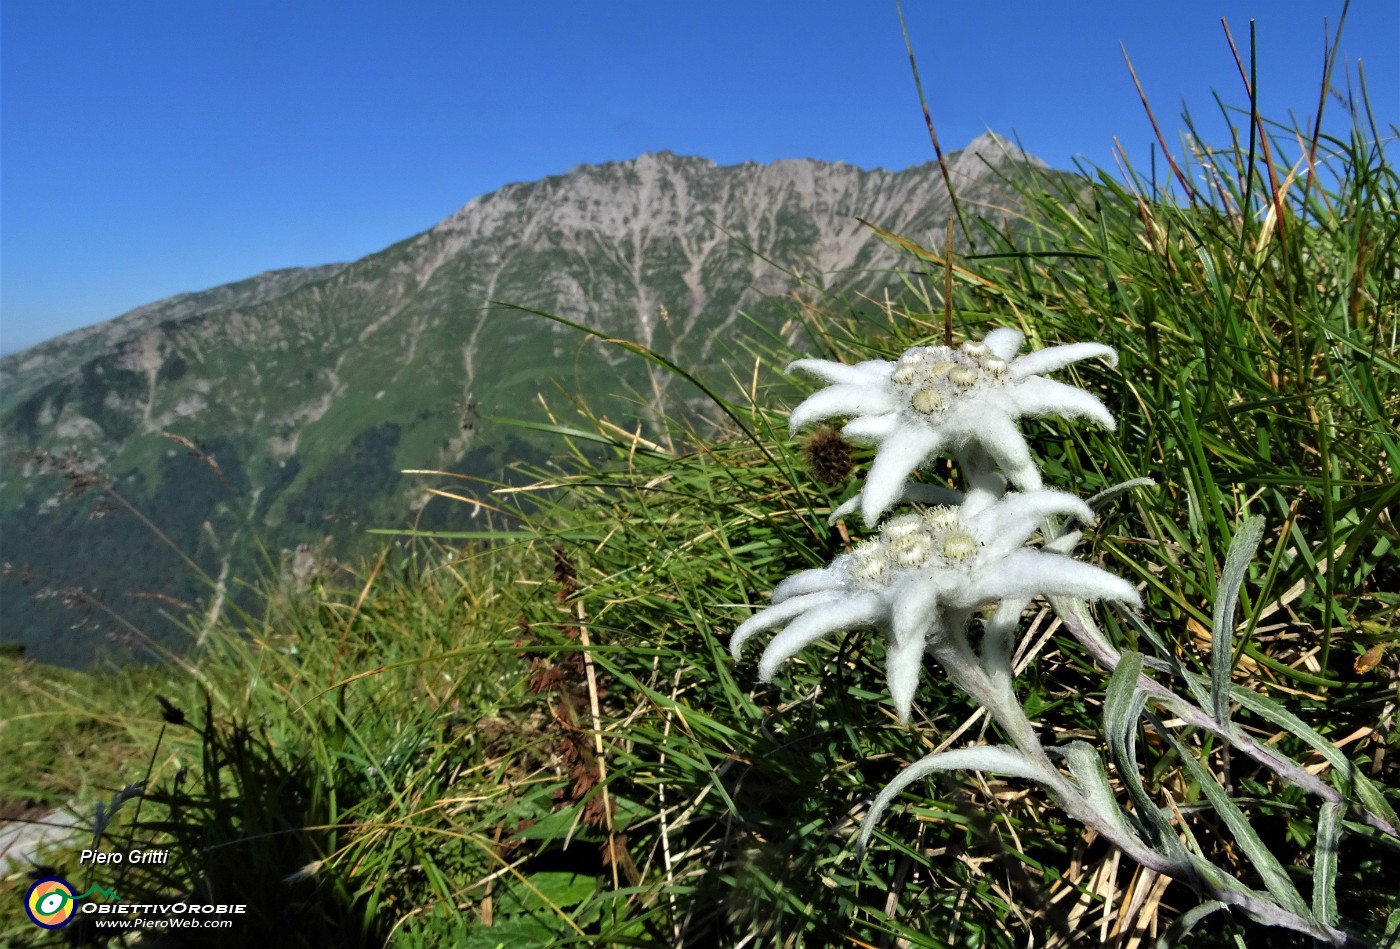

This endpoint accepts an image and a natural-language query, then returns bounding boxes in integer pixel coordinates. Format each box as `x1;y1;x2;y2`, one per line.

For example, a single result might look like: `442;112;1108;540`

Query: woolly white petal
861;425;944;528
829;481;964;525
962;549;1141;609
828;493;863;524
1007;377;1115;429
953;411;1039;492
731;591;844;660
889;576;941;645
773;563;845;603
886;628;928;723
971;489;1096;558
982;598;1030;698
756;596;886;681
959;484;1005;519
1042;529;1083;555
951;447;1009;517
982;327;1025;362
1009;342;1117;381
852;358;897;378
786;358;892;386
842;413;900;445
788;385;898;434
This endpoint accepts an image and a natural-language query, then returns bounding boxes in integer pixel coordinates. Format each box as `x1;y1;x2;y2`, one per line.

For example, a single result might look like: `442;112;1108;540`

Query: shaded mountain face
0;136;1044;667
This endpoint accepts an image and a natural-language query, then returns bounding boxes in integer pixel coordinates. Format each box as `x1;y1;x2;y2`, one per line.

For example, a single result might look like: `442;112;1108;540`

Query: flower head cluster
734;328;1134;721
731;489;1138;721
787;327;1117;527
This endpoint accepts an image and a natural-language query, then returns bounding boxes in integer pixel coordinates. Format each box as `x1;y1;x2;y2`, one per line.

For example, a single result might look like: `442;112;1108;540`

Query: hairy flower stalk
728;327;1377;945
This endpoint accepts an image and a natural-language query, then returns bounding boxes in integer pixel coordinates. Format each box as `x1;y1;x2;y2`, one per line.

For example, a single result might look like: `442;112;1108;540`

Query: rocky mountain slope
0;265;349;412
0;134;1045;667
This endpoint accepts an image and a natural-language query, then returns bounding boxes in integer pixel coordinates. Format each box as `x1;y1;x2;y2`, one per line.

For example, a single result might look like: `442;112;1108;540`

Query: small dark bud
552;545;578;601
156;695;188;726
803;426;855;486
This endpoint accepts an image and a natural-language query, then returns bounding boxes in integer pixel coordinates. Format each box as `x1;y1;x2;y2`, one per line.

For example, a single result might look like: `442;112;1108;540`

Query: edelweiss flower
787;329;1118;527
731;491;1140;722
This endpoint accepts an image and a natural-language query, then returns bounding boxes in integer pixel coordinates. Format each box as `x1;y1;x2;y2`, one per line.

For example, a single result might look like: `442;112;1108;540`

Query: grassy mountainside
0;264;350;412
0;141;1043;667
0;66;1395;946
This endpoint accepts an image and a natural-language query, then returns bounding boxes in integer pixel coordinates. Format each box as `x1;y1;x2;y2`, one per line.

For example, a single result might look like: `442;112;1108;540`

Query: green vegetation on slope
2;59;1396;948
3;150;1018;669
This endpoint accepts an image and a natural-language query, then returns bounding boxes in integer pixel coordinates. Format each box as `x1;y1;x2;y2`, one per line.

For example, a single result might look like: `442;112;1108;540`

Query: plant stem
924;628;1351;943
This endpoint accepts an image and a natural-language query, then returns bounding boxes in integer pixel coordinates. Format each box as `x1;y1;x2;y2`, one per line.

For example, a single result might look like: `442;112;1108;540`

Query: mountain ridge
0;265;350;409
1;134;1049;667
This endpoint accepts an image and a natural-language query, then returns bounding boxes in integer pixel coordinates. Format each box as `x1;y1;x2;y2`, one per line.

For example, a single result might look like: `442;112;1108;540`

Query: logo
24;877;119;929
25;877;76;929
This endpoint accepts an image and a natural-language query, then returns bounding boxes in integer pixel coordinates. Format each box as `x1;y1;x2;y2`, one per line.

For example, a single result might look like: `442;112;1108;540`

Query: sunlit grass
2;38;1397;949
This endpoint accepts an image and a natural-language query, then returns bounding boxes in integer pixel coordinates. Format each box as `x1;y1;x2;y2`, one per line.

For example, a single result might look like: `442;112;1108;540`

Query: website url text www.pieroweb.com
92;915;234;930
84;902;244;930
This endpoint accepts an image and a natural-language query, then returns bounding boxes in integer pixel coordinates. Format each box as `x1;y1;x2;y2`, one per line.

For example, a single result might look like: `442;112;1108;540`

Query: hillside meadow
2;62;1397;946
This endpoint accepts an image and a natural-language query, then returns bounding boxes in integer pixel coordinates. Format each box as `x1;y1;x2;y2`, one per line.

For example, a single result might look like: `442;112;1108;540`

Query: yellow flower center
910;386;944;414
941;531;978;561
888;532;934;567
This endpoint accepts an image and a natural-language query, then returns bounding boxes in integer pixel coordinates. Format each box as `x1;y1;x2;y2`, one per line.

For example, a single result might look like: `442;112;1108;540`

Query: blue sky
2;1;1396;356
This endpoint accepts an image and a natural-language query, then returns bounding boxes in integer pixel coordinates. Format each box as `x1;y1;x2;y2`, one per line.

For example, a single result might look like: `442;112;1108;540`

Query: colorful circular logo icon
25;876;77;929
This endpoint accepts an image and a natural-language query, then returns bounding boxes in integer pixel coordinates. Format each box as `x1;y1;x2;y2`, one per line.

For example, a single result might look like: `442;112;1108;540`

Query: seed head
803;426;855;486
849;543;887;585
948;366;980;388
922;505;960;532
883;513;927;540
889;532;934;567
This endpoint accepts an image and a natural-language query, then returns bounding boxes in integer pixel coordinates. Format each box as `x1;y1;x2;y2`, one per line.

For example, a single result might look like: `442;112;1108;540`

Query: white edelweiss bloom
731;490;1140;722
787;328;1119;527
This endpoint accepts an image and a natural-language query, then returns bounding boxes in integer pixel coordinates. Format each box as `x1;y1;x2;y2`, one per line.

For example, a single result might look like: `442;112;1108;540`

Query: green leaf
457;913;571;949
456;871;599;949
1103;650;1178;852
519;871;597;912
1211;515;1265;724
1058;741;1138;840
1155;899;1229;949
1226;679;1399;830
1084;477;1156;513
1162;729;1310;918
856;745;1052;856
510;806;591;843
1312;801;1343;926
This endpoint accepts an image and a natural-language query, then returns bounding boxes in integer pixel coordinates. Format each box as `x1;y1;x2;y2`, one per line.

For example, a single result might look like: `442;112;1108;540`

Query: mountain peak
1;136;1052;666
958;131;1046;169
